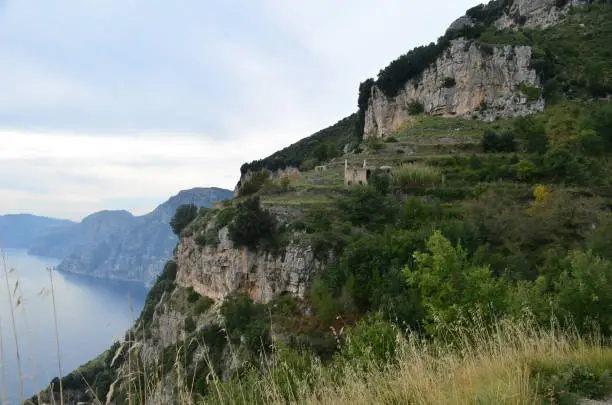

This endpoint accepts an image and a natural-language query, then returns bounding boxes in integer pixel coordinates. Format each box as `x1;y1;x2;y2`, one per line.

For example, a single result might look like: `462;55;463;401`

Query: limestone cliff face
364;39;544;138
495;0;589;29
175;228;318;303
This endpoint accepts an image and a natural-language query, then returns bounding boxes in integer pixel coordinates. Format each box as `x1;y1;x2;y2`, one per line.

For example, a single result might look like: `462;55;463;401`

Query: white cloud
0;130;276;220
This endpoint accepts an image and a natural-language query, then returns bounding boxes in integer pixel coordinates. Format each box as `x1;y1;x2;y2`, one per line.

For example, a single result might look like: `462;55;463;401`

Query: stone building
344;159;370;186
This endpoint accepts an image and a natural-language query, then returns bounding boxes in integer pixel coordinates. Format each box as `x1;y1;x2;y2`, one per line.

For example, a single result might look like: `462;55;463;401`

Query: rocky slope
53;187;233;285
176;227;318;303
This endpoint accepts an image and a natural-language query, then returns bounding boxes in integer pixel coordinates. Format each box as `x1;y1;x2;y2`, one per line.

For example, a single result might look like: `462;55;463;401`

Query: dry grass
201;317;612;405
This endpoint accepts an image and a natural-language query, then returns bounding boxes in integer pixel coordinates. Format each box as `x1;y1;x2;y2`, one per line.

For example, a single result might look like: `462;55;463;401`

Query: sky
0;0;481;221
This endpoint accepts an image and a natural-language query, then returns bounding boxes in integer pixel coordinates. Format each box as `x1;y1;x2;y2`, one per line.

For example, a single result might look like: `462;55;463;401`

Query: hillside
32;1;612;404
0;214;75;249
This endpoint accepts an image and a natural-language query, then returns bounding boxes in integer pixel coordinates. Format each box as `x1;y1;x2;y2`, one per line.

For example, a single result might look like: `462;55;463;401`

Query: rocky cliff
54;187;233;286
362;0;590;139
495;0;589;28
175;227;318;303
364;39;544;138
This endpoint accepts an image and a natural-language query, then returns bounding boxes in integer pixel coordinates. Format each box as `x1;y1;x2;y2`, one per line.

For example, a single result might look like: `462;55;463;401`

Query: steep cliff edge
364;39;543;138
362;0;593;139
175;227;317;303
31;187;233;285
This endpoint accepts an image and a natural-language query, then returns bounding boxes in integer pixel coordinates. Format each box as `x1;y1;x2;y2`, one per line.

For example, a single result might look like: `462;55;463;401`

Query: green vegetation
170;204;198;235
241;114;359;174
407;100;425;115
228;196;279;251
391;164;445;190
519;82;541;101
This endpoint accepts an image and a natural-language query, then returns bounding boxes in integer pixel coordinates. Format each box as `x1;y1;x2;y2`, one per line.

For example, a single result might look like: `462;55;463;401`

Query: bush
366;138;384;150
519;82;541;101
170;204;198;235
407;100;425;115
383;136;398;143
239;171;270;197
216;206;236;229
482;129;500;152
194;296;215;315
221;293;271;354
442;77;456;88
341;313;399;367
187;287;200;303
228;197;278;250
513;116;548;154
159;260;178;282
184;316;197;333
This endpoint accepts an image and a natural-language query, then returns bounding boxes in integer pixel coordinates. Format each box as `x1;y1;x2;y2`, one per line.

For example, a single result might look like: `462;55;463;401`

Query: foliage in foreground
202;316;612;405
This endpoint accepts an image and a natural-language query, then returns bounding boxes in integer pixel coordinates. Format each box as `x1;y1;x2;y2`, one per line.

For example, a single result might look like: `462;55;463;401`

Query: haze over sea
0;249;146;404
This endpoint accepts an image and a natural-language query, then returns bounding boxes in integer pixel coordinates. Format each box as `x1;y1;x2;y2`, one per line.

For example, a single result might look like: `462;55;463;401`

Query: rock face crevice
364;39;544;138
175;228;318;303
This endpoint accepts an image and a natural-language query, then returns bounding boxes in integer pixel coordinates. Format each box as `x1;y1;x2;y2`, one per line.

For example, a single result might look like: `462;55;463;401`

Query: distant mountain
28;210;136;258
52;187;233;286
0;214;76;249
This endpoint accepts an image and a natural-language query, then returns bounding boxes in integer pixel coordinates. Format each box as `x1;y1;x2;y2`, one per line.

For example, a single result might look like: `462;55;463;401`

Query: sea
0;249;146;404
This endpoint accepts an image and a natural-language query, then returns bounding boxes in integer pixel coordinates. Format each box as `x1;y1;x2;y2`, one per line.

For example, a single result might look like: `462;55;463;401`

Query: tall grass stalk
392;163;444;190
0;236;24;403
0;321;8;405
47;266;64;405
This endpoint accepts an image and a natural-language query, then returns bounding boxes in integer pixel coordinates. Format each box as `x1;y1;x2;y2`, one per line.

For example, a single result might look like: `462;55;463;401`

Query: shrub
194;296;214;315
341;313;399;367
159;260;178;282
279;176;291;191
215;206;236;229
184;316;197;333
228;196;278;250
383;136;398;143
519;82;541;101
299;158;318;171
187;287;200;303
366;138;384;151
482;129;500;152
481;129;516;153
239;171;270;197
407;100;425;115
221;293;271;354
513;116;548;154
442;77;456;88
497;132;517;152
170;204;198;235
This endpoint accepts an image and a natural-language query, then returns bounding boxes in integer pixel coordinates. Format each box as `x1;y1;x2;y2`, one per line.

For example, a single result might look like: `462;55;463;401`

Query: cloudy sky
0;0;480;221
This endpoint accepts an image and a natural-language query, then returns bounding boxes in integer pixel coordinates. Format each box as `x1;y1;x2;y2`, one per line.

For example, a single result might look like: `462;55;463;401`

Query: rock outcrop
495;0;589;29
364;39;544;138
176;228;318;303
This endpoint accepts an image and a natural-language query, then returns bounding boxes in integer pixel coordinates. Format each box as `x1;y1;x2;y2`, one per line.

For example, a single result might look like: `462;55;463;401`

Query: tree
404;231;507;333
481;129;500;152
170;204;198;235
554;251;612;333
513;116;548;154
228;197;277;250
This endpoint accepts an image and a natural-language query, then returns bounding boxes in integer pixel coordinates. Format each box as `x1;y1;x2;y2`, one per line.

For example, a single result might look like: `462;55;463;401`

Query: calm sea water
0;249;146;404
